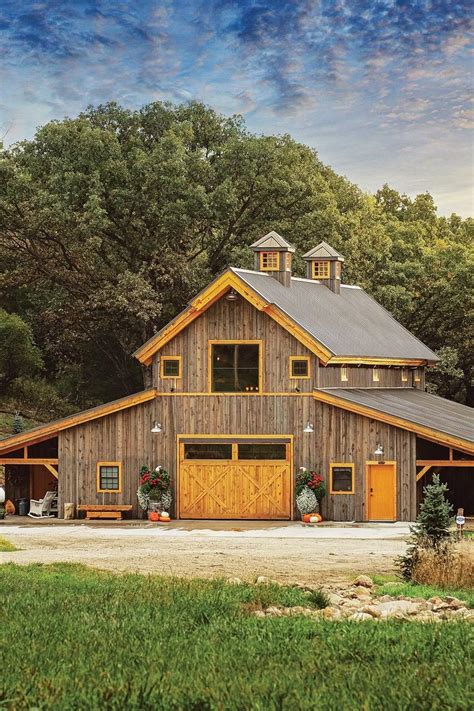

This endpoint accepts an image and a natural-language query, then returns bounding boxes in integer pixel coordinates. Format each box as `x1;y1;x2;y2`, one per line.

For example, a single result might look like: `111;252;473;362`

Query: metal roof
303;242;344;261
250;231;295;252
232;269;438;361
314;388;474;447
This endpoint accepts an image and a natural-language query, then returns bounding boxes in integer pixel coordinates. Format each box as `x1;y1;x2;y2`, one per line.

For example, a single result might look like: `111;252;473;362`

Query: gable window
312;261;330;279
97;462;121;493
289;356;310;379
161;356;182;379
209;341;261;392
341;367;348;382
401;367;408;383
330;463;354;494
372;368;380;382
260;252;279;271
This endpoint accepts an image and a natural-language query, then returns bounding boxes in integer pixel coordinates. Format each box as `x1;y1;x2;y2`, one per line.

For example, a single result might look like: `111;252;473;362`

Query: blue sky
1;1;472;215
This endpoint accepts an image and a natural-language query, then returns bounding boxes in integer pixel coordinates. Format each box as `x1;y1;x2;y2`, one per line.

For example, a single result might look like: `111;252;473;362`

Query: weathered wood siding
319;365;422;389
153;296;317;393
59;395;416;521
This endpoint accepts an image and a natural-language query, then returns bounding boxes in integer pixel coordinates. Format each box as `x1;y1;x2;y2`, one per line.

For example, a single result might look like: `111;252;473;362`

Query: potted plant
137;465;172;517
296;467;326;518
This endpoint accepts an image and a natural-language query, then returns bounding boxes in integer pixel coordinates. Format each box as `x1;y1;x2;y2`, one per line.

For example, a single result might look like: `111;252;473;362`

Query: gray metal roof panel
316;388;474;445
232;269;438;360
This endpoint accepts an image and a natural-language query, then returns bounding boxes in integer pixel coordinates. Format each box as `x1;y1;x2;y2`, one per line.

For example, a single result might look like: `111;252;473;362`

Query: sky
1;1;473;216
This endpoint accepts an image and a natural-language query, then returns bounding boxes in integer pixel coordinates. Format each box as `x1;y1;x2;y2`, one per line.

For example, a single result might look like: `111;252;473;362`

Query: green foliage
12;411;24;434
0;564;472;710
426;346;464;400
7;377;76;420
398;474;454;580
0;536;17;551
374;582;474;608
0;309;42;387
0;103;472;409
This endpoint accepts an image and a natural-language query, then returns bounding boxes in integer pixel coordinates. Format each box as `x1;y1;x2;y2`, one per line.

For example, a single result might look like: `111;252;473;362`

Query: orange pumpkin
159;515;171;522
5;499;15;515
303;513;318;523
149;511;160;522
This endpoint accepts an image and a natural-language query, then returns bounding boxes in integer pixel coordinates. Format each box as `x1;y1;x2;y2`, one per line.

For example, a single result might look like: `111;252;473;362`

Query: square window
260;252;279;271
330;464;354;493
290;358;310;378
211;343;260;392
312;261;330;279
161;357;181;379
98;463;121;492
401;368;408;382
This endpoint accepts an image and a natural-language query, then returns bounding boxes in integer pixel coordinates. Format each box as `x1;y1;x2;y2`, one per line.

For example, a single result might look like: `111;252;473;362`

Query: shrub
410;542;473;589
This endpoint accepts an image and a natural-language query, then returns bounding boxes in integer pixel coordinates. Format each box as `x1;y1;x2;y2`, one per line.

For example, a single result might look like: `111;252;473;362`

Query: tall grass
0;535;17;552
0;564;473;710
411;541;474;589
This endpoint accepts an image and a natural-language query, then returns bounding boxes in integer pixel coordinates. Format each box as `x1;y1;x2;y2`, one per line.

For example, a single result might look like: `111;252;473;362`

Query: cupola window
260;251;279;271
312;261;330;279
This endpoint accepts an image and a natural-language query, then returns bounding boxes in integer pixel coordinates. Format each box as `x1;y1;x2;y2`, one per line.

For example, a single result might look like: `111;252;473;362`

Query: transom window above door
209;341;261;392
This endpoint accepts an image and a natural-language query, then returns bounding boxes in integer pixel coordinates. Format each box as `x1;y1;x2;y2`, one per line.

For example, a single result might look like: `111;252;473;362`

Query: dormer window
260;251;279;271
312;261;330;279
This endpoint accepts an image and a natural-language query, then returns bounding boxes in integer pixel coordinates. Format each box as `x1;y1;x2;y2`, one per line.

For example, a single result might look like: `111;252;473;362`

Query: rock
321;607;343;620
415;612;442;623
446;607;473;620
354;587;372;600
254;610;266;618
227;577;242;585
350;612;374;621
378;595;393;602
329;593;345;605
428;596;443;605
265;606;283;616
256;576;280;585
352;575;374;589
444;597;465;609
361;605;382;619
286;606;314;617
377;600;422;619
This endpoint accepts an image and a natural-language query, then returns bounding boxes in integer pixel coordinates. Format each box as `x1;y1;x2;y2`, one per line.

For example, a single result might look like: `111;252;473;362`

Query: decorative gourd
5;499;15;515
159;511;171;522
303;513;318;523
149;511;160;522
309;514;323;523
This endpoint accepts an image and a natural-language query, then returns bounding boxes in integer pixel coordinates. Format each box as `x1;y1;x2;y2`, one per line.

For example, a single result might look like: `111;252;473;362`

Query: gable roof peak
250;230;295;253
303;241;344;261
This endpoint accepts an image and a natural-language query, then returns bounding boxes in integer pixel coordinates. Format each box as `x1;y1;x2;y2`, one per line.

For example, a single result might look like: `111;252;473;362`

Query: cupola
303;241;344;294
250;231;295;287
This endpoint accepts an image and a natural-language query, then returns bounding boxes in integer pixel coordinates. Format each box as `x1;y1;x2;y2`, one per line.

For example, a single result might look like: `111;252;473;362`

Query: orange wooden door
179;443;291;519
366;463;397;521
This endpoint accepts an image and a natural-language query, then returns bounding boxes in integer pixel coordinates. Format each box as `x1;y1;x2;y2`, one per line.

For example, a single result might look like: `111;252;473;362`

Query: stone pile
238;575;473;623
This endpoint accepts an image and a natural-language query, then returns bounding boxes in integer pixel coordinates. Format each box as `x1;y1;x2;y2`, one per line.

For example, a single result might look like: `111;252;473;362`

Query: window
414;368;421;382
401;367;408;382
372;368;380;382
184;443;232;459
341;367;348;382
330;463;354;494
238;443;287;460
289;356;310;379
161;356;182;379
210;341;261;392
97;462;121;493
260;252;279;271
312;261;330;279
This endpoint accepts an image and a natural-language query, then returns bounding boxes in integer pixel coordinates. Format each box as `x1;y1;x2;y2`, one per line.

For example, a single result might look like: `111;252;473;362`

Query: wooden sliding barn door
178;438;292;520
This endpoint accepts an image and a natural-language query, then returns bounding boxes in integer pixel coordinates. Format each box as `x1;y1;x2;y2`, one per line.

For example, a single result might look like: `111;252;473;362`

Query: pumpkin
160;513;171;522
303;513;318;523
5;499;15;515
309;514;323;523
149;511;160;522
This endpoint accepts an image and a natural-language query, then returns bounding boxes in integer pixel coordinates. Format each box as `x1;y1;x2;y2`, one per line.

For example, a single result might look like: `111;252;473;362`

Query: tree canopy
0;101;472;416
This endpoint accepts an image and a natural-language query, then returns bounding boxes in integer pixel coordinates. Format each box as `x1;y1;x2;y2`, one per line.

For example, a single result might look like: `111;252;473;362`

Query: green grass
0;535;17;552
375;581;474;608
1;565;473;710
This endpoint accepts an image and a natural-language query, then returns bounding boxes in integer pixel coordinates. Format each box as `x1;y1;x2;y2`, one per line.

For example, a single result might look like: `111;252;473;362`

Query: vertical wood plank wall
59;396;417;521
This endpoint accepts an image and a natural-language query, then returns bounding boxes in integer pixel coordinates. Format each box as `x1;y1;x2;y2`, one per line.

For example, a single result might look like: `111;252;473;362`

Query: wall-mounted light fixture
374;443;384;459
225;289;239;302
151;421;163;434
304;421;314;434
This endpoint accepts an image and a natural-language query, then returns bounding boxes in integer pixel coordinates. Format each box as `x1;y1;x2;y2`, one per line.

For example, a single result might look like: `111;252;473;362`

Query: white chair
28;491;57;518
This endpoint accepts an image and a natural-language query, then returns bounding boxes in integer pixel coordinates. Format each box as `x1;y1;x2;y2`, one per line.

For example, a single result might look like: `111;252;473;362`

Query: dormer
251;231;295;287
303;242;344;294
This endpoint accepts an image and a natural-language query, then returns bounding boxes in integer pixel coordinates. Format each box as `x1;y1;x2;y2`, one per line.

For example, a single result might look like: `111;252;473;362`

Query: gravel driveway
0;522;409;585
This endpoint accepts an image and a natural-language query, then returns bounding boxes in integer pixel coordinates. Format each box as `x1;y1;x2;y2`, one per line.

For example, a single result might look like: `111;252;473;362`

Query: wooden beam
327;357;429;366
0;458;59;465
44;463;58;479
416;465;432;482
416;460;473;467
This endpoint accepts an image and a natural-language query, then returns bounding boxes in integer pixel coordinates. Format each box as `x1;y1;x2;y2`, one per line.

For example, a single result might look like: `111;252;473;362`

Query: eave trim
313;389;474;454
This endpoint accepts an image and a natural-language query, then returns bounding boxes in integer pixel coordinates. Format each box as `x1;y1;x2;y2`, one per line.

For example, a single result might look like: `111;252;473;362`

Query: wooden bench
77;505;133;521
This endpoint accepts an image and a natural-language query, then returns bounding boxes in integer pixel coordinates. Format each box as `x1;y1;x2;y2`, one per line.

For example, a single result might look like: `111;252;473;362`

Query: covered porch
0;437;59;516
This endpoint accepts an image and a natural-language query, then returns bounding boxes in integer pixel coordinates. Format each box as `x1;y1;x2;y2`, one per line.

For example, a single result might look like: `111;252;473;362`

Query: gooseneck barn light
303;421;314;434
151;421;163;434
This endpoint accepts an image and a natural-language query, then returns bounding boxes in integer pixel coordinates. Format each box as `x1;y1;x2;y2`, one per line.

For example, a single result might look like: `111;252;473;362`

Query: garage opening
178;437;292;519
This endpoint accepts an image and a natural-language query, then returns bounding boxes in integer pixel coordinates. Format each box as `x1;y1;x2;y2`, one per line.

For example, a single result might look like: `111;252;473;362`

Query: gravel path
0;523;409;584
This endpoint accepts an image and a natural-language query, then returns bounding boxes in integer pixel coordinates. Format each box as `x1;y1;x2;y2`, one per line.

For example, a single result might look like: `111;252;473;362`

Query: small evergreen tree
398;473;453;580
12;412;24;434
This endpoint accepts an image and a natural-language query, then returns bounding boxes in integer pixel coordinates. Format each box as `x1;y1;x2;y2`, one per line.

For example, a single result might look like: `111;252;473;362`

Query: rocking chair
28;490;57;518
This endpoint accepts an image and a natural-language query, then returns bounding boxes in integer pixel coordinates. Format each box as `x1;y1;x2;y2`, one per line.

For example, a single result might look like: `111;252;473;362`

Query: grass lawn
0;536;17;552
1;565;473;710
374;581;474;608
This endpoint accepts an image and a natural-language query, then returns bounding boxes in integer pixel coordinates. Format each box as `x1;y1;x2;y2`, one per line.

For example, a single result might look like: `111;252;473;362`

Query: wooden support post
416;465;432;482
44;464;58;479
